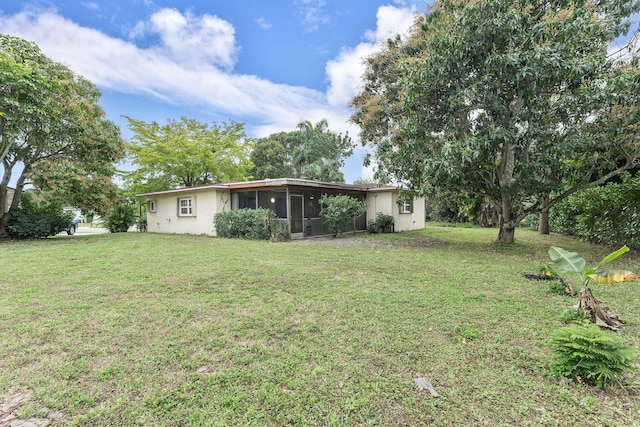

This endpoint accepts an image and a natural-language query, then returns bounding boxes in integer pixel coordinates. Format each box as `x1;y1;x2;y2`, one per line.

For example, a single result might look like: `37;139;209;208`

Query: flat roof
137;178;399;198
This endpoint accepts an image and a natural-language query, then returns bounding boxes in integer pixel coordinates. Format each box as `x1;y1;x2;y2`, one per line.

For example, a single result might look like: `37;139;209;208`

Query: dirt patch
1;391;64;427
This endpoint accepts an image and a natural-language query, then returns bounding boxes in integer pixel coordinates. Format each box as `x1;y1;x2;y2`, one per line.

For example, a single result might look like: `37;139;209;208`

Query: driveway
75;226;110;235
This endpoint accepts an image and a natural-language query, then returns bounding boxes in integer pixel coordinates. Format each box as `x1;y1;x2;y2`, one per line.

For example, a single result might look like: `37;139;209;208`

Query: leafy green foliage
549;245;630;288
351;0;640;245
550;172;640;249
302;157;344;183
559;308;590;324
248;132;292;179
454;324;482;343
214;208;280;240
550;323;636;387
103;202;137;233
125;116;252;192
249;119;353;181
367;212;395;233
5;193;73;239
319;194;366;236
548;281;571;296
0;35;125;237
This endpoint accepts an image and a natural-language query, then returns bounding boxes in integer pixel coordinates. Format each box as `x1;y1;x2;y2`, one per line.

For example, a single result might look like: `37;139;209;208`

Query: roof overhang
137;179;399;198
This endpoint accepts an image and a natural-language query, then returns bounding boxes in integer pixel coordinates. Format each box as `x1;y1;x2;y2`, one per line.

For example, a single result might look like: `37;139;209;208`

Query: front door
290;194;304;239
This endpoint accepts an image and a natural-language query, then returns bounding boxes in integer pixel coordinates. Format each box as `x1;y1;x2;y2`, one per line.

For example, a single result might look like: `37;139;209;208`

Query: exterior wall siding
366;191;425;231
146;189;230;236
141;181;424;237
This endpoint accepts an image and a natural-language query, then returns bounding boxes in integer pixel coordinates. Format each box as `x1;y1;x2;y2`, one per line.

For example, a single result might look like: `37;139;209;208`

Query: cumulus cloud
0;8;328;129
325;5;418;106
139;8;239;69
324;5;419;180
1;4;419;182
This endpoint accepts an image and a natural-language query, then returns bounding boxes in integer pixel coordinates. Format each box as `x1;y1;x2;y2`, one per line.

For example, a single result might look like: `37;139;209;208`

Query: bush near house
103;202;137;233
5;193;74;239
319;194;366;236
367;212;395;233
214;208;282;240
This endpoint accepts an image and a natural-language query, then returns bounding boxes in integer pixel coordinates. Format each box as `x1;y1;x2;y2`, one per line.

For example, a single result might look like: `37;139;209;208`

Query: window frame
400;199;413;214
178;197;195;217
147;199;157;213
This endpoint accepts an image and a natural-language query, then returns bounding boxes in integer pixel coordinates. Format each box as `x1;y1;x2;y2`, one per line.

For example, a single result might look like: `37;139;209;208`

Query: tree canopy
249;118;353;182
351;0;640;244
125;116;252;194
0;34;125;237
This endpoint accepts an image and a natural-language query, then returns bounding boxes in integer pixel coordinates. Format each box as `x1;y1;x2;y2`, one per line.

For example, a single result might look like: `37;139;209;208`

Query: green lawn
1;226;638;426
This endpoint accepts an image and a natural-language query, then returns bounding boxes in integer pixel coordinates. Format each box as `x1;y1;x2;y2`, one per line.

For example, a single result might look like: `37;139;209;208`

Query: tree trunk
0;211;10;239
497;221;515;244
538;194;550;235
496;144;516;245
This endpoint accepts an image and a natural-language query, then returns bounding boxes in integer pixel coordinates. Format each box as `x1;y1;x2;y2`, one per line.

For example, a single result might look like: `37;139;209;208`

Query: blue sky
1;0;428;184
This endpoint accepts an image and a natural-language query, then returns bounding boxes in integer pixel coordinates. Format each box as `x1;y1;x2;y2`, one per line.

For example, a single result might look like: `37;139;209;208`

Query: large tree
250;119;353;182
249;132;293;179
0;35;125;237
125;116;252;193
352;0;640;244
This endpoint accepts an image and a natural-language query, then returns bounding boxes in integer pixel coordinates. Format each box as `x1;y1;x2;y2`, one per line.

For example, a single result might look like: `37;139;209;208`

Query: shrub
137;215;148;232
558;308;590;324
104;202;137;233
367;213;395;233
214;208;279;240
549;323;636;387
548;280;570;296
6;193;74;239
550;172;640;249
319;194;366;236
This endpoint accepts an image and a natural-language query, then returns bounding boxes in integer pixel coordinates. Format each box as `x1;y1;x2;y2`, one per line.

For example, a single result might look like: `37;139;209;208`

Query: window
178;197;194;216
400;199;413;214
147;199;157;213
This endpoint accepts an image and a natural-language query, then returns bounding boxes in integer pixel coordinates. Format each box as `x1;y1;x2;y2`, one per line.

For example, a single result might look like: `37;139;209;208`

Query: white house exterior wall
366;191;425;231
146;189;230;236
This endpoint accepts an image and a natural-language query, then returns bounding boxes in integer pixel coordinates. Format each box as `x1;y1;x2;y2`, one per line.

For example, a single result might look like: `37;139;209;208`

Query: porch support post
286;188;291;237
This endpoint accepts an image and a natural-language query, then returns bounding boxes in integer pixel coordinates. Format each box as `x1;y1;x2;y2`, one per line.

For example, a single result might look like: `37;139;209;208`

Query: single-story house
138;178;425;239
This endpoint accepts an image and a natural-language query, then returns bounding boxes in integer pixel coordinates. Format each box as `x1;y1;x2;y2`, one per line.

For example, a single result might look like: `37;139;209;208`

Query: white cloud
82;2;99;11
143;8;238;70
0;8;327;128
325;5;418;106
325;5;419;181
295;0;330;33
255;17;272;30
1;4;419;183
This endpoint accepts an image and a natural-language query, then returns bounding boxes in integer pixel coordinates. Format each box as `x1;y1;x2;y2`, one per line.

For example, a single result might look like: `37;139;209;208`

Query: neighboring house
138;178;425;239
63;207;84;222
4;187;15;212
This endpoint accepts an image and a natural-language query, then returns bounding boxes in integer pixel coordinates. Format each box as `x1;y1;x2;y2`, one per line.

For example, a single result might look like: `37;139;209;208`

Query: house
138;178;425;239
3;187;15;212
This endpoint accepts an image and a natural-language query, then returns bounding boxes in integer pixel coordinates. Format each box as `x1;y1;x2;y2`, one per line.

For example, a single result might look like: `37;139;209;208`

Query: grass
1;225;639;426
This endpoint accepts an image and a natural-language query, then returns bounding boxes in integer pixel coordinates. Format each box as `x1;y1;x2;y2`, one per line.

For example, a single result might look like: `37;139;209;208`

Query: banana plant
547;245;636;330
548;245;635;288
